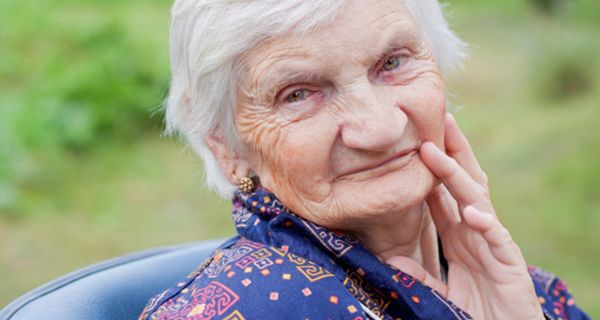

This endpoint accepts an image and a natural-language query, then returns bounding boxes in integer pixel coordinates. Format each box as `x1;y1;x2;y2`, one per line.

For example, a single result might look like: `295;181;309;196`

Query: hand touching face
387;114;545;319
235;0;446;230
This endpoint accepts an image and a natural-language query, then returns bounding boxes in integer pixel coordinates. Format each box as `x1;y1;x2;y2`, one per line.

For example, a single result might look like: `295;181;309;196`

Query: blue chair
0;239;226;320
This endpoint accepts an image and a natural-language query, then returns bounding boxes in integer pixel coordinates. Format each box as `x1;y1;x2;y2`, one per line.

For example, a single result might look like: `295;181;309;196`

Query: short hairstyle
165;0;467;198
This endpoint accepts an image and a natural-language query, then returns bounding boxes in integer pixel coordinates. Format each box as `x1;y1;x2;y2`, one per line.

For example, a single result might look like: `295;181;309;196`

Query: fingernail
446;113;456;123
464;205;477;213
465;206;493;222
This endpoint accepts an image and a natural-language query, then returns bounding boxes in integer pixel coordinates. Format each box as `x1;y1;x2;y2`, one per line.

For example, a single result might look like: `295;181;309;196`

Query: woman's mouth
336;148;418;182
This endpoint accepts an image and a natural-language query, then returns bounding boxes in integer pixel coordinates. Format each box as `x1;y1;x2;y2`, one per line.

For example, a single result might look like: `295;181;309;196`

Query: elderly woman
139;0;589;319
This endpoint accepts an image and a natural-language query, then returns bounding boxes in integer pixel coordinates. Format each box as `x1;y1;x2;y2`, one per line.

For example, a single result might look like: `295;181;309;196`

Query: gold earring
233;173;256;193
238;176;255;193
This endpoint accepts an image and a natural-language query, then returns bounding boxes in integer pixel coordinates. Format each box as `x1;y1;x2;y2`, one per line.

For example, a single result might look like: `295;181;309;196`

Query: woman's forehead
240;0;421;91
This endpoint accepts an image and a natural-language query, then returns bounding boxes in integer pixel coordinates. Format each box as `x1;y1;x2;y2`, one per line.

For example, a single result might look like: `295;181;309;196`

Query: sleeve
528;266;591;320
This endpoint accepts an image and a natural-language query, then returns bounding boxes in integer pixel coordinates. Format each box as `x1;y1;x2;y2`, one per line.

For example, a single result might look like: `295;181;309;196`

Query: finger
462;205;494;232
463;206;522;266
426;184;460;236
444;113;488;187
386;256;448;297
421;142;494;214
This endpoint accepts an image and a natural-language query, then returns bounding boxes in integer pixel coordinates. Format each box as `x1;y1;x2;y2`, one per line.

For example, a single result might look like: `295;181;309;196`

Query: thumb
386;255;448;297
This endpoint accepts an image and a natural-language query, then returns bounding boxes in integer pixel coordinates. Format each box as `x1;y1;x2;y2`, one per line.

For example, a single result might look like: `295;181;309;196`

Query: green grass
1;0;599;317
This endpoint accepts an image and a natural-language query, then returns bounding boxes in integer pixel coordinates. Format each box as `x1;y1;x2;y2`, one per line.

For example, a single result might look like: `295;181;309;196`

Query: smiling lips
339;148;418;180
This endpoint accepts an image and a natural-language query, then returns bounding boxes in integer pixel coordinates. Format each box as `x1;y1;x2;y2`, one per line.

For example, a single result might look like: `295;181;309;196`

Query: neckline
231;186;470;319
234;186;449;281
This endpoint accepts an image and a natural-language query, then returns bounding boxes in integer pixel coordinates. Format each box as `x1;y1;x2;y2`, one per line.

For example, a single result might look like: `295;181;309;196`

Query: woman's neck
349;202;442;281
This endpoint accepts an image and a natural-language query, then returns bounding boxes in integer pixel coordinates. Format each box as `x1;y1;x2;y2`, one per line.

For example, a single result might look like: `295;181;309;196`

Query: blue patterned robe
139;187;590;320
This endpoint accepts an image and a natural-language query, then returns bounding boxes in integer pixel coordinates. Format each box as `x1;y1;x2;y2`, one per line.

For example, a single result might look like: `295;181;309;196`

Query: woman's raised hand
386;113;544;319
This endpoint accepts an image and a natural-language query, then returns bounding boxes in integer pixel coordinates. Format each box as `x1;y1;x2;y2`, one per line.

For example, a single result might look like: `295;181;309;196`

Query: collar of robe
232;186;472;320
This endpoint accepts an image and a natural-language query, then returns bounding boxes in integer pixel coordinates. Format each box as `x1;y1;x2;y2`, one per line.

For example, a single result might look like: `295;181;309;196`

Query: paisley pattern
139;187;590;320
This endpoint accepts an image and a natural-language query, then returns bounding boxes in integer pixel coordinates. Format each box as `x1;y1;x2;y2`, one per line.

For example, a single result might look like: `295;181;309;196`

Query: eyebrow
374;24;419;58
257;69;326;98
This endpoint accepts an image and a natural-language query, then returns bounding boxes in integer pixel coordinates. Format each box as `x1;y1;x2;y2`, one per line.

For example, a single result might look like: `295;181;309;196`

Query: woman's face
234;0;446;230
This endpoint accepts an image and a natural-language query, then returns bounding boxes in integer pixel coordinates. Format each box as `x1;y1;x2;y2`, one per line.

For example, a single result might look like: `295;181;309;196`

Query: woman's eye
381;54;408;72
285;89;309;103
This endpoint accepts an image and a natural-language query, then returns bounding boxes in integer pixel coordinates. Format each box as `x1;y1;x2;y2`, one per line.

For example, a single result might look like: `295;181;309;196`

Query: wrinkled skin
207;0;544;318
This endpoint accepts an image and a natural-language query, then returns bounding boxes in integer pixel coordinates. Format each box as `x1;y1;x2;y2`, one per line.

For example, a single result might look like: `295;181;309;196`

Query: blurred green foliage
0;0;170;213
0;0;599;317
533;34;598;101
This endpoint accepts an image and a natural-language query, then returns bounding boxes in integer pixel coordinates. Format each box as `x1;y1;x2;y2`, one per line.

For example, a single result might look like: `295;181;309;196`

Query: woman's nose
339;84;407;152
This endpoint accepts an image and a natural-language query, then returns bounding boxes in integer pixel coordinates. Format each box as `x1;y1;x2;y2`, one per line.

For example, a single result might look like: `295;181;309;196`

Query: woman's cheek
404;78;446;142
243;115;287;154
424;83;447;144
281;124;334;183
279;133;319;174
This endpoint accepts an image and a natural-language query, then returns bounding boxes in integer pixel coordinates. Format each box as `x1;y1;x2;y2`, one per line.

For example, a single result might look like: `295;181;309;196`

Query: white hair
165;0;467;198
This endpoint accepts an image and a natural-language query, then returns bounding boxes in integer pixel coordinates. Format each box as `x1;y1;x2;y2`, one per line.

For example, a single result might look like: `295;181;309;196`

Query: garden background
1;0;599;316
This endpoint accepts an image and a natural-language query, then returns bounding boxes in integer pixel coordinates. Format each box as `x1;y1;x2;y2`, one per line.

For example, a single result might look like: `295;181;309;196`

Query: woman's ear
205;135;251;185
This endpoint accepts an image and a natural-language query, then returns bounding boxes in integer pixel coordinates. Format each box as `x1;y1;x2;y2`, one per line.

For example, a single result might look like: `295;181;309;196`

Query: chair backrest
0;239;226;320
